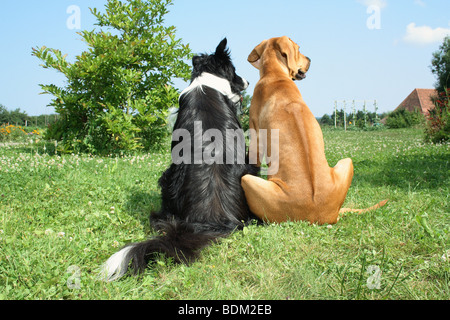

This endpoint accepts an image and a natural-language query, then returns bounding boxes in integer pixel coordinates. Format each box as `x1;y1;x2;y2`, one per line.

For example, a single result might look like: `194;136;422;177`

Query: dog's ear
248;40;267;70
192;55;201;68
215;38;229;57
276;36;299;79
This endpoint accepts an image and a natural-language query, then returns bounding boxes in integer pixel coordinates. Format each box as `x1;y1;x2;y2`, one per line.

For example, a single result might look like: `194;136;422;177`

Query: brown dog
242;36;387;225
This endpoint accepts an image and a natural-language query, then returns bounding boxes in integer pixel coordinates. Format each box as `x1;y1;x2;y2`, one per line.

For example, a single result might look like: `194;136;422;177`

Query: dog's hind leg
241;174;298;223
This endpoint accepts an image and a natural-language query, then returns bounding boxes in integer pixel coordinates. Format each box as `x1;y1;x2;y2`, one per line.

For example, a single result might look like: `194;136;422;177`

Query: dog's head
191;38;249;95
248;36;311;81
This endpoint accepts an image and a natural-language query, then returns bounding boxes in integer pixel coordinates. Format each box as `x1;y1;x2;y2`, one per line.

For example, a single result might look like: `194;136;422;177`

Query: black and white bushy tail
99;219;225;282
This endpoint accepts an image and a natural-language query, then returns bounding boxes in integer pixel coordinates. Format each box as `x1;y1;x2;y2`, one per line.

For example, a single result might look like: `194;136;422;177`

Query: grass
0;128;448;300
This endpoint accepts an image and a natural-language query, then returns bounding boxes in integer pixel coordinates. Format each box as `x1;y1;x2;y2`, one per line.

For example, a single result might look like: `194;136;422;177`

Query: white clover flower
442;250;450;262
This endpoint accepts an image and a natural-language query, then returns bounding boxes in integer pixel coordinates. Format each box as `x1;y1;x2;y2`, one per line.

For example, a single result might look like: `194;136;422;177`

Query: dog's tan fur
242;36;387;224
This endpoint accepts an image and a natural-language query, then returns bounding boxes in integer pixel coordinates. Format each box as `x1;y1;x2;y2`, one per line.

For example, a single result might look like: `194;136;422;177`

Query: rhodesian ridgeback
242;36;387;225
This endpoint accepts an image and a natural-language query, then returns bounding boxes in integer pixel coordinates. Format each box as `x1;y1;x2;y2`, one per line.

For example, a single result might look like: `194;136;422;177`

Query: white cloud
403;23;450;45
358;0;387;9
414;0;426;7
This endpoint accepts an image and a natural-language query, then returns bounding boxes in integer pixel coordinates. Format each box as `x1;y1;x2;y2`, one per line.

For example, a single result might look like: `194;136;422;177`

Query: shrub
425;88;450;143
385;108;424;129
32;0;192;155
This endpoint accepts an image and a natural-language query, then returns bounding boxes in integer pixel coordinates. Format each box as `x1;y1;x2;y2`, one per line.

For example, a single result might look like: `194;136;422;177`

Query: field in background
0;128;448;300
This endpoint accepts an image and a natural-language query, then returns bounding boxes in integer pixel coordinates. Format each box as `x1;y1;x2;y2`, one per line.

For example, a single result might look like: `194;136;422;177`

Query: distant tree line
319;109;387;128
0;104;59;127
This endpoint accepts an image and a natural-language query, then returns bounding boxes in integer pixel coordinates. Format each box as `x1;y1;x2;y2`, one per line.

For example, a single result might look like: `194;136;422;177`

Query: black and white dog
101;38;259;281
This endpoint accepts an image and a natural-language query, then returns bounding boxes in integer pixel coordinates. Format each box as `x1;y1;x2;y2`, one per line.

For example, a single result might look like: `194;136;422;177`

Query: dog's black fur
102;39;259;280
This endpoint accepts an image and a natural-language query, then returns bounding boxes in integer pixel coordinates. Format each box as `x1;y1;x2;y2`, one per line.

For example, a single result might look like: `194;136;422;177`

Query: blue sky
1;0;449;117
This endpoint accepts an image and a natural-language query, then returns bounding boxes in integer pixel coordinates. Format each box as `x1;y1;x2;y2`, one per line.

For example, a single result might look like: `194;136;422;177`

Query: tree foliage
0;104;57;127
426;36;450;143
32;0;192;154
430;36;450;94
0;104;28;126
239;91;252;132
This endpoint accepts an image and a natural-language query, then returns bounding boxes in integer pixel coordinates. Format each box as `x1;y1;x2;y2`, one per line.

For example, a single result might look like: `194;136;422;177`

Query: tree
331;109;345;127
0;104;8;125
239;91;252;132
430;36;450;94
0;105;30;126
32;0;192;154
320;114;333;126
426;36;450;143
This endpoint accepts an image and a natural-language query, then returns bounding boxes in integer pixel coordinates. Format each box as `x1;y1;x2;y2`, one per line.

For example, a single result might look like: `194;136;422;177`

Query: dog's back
155;85;256;230
242;36;387;225
100;39;258;281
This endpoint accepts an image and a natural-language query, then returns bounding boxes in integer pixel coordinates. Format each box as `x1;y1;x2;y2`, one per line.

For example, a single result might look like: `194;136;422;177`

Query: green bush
32;0;192;155
385;108;424;129
425;89;450;143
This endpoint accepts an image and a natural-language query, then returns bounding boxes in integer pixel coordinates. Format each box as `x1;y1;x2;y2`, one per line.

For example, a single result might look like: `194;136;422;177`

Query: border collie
100;38;259;281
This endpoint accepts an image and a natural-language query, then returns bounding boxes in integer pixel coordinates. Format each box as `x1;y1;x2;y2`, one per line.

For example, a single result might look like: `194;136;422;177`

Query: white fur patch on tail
98;246;133;282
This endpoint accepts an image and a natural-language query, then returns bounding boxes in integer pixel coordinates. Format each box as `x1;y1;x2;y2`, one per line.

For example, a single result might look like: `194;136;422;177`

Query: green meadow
0;127;448;300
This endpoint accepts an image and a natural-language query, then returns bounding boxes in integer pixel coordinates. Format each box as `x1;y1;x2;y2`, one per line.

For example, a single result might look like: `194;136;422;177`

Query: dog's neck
260;51;291;80
179;72;241;104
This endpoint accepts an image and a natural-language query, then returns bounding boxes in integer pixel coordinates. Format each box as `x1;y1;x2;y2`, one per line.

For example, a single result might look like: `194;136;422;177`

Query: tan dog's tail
339;199;388;214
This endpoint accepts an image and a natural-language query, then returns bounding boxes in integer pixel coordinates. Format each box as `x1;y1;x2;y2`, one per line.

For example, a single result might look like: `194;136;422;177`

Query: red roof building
395;88;437;115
